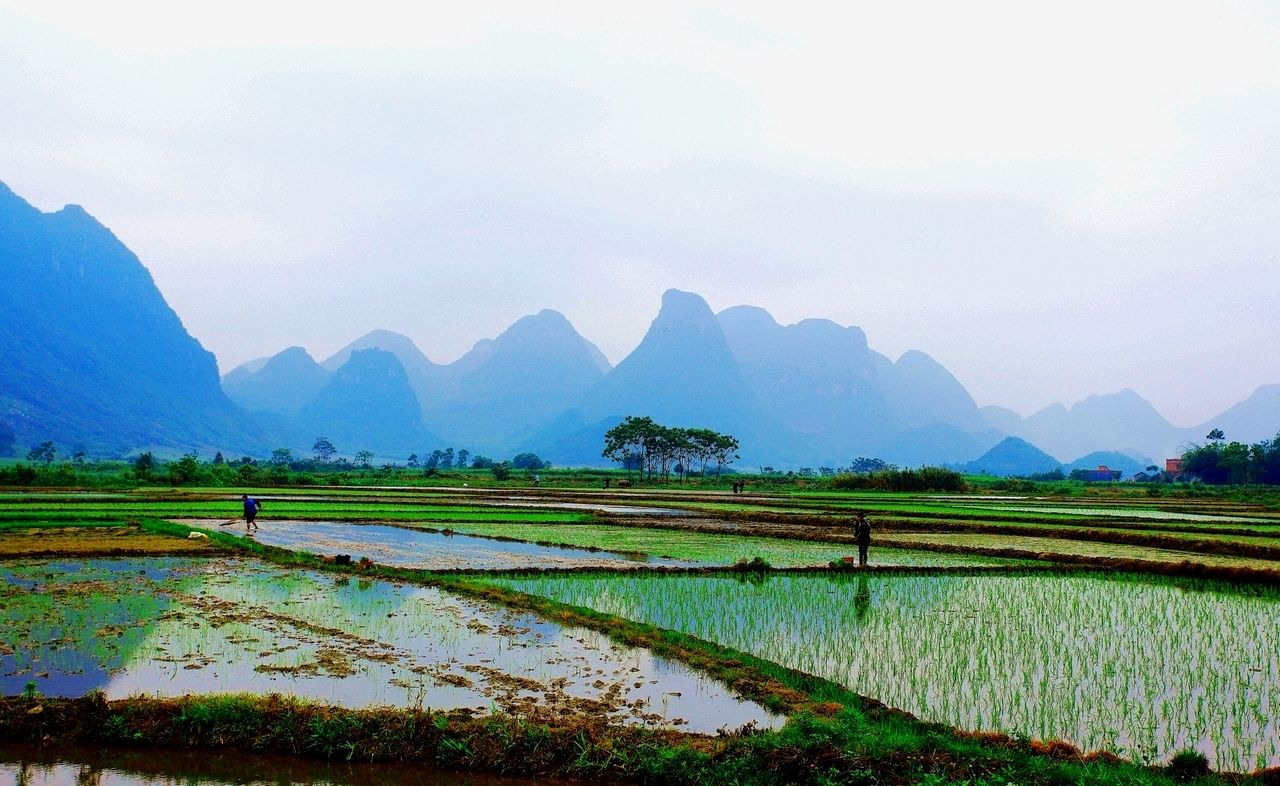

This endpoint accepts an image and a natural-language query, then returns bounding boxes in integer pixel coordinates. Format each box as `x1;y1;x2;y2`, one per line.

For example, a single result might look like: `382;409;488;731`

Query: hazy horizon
4;1;1277;427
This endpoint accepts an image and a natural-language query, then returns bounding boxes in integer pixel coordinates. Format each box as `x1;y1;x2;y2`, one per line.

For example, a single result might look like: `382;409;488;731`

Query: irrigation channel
0;557;781;734
489;569;1280;772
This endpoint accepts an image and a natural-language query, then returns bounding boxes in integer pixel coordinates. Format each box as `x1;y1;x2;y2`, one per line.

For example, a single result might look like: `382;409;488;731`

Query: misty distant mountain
224;346;330;417
0;181;262;456
959;437;1061;477
427;309;611;450
718;306;897;455
296;348;437;456
1064;451;1153;479
524;290;799;465
10;180;1272;467
1195;385;1280;445
979;405;1024;435
994;389;1188;462
320;329;447;409
882;350;985;433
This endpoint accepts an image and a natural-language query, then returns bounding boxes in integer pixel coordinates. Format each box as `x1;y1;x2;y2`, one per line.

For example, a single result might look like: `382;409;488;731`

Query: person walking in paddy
241;494;262;534
854;511;871;567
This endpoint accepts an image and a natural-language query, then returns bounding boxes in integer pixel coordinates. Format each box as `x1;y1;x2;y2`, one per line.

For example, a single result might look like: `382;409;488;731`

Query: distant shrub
829;466;966;493
731;556;772;572
1165;749;1209;782
491;462;511;481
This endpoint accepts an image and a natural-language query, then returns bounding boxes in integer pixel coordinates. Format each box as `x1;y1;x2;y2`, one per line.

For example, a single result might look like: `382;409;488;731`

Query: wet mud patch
1;557;780;734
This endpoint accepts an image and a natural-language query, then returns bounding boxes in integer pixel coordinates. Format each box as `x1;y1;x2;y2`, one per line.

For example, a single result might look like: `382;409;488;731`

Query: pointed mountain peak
264;345;321;368
322;329;434;371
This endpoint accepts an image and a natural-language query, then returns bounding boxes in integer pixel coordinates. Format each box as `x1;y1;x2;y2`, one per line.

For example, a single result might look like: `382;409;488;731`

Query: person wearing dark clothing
242;494;262;533
854;512;871;566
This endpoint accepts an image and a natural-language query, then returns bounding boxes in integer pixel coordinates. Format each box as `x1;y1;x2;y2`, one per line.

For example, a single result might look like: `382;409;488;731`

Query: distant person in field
854;512;871;566
241;494;262;533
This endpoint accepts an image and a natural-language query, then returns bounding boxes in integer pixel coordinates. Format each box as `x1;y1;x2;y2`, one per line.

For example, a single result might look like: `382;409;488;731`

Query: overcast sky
3;1;1277;426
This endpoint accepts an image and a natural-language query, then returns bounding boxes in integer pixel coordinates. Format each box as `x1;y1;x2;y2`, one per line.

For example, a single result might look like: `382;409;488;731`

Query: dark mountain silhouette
428;309;610;450
296;348;437;456
0;181;261;455
959;437;1061;477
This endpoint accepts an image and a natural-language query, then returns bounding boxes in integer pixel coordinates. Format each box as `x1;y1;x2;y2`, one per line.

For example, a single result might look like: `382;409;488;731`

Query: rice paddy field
487;570;1280;771
3;482;1279;783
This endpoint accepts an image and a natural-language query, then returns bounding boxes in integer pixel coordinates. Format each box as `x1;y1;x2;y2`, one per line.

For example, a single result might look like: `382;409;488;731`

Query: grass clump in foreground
2;692;1256;786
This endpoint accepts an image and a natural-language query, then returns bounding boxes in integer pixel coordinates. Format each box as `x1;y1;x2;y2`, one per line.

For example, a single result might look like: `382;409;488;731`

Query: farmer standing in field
854;511;871;566
241;494;262;533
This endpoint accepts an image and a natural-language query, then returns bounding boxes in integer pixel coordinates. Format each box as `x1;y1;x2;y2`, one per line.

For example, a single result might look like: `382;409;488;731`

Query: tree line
1180;429;1280;485
602;416;739;481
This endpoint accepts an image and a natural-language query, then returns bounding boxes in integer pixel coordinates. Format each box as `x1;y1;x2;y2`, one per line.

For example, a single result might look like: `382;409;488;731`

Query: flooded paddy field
0;557;781;733
489;569;1280;771
0;741;556;786
392;520;1030;568
886;532;1280;571
171;517;1024;570
176;518;694;570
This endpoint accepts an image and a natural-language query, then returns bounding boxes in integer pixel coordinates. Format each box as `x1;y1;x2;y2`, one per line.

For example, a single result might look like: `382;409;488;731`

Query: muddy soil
0;526;219;559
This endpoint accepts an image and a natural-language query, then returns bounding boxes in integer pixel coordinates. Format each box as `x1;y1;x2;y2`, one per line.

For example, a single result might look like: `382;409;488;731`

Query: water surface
1;557;781;734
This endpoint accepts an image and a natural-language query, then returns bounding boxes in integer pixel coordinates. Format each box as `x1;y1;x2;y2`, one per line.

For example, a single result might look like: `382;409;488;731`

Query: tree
424;449;443;470
710;432;740;478
133;451;156;480
602;416;657;477
849;457;890;474
512;452;545;470
26;441;56;465
457;448;470;469
312;436;337;464
441;447;454;470
407;453;420;469
471;455;494;469
169;452;201;485
491;461;511;481
270;448;293;467
354;450;374;469
1206;428;1226;443
212;451;226;465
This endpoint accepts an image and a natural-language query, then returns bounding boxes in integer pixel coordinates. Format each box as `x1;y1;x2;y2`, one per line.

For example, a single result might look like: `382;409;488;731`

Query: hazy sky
3;1;1277;426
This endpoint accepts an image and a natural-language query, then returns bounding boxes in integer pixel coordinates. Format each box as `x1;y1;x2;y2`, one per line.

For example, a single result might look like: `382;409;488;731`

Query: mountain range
3;180;1276;471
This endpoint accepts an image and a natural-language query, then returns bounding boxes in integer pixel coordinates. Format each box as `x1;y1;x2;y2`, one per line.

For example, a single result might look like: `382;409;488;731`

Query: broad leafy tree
312;436;337;464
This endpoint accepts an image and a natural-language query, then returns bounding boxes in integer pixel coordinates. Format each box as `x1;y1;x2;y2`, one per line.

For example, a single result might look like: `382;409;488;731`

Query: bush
1165;749;1209;782
829;466;966;493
